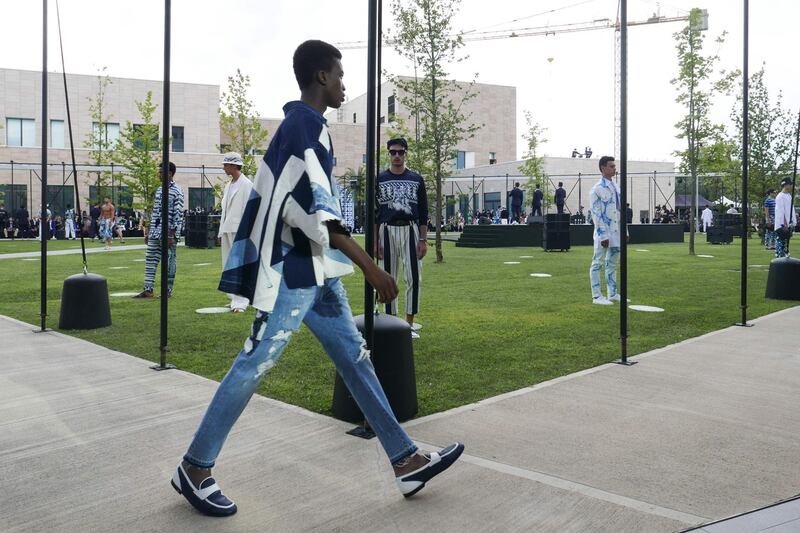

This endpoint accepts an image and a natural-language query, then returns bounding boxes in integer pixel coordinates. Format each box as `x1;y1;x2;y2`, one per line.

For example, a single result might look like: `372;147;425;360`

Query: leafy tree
672;9;738;254
518;111;550;213
387;0;481;262
218;69;269;178
84;68;115;204
113;91;165;215
729;65;796;205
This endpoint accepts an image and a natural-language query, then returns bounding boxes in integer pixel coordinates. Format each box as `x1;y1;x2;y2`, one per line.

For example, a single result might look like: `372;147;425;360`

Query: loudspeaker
707;226;732;244
185;214;219;248
543;215;570;251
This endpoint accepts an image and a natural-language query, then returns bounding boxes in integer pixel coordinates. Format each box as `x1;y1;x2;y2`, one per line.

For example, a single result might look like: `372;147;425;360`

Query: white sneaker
411;330;420;339
607;294;630;302
592;296;613;305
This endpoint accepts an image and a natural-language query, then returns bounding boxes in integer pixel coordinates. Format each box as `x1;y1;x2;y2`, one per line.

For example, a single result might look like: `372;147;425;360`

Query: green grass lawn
0;235;793;417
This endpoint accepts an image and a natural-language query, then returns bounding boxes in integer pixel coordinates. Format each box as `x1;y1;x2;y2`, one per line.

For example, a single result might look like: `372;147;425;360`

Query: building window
172;126;184;152
6;118;36;147
379;116;385;124
332;156;337;167
133;124;160;151
50;120;65;148
484;191;501;212
456;151;466;170
353;113;357;124
0;184;28;213
362;153;367;164
92;122;120;148
387;94;395;121
188;187;216;213
89;185;132;209
489;151;497;164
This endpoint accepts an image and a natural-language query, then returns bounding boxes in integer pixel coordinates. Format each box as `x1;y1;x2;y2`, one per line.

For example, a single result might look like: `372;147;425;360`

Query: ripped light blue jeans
184;277;418;468
590;245;620;299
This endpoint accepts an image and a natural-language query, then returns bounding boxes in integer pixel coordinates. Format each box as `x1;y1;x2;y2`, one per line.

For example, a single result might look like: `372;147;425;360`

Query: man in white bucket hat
219;152;253;312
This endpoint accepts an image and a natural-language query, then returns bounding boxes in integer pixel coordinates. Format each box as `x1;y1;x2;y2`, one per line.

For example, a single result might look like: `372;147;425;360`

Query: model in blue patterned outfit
763;189;776;250
171;40;463;518
589;156;626;305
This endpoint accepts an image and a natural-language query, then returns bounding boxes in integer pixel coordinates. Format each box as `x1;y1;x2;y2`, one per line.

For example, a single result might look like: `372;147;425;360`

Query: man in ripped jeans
171;40;464;518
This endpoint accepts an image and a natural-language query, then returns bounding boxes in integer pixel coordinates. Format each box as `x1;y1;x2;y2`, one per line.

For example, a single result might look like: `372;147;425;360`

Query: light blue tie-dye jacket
589;176;622;248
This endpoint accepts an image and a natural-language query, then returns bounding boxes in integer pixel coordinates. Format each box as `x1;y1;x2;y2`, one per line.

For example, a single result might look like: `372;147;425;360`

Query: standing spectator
0;204;7;234
4;217;18;239
64;204;77;240
376;137;428;338
554;181;566;214
774;177;796;258
90;202;101;240
701;205;714;233
36;205;52;241
16;207;29;237
532;184;543;216
625;203;633;224
763;189;776;250
218;152;253;312
509;182;523;222
133;162;184;298
589;156;625;305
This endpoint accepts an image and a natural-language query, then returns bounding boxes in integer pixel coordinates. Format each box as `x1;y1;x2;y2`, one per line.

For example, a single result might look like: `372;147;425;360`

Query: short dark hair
160;161;177;175
558;182;563;187
514;182;520;187
387;137;408;149
599;155;615;170
293;40;342;89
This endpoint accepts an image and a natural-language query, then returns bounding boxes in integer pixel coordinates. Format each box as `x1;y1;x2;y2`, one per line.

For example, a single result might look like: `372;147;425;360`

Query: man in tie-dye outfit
588;156;625;305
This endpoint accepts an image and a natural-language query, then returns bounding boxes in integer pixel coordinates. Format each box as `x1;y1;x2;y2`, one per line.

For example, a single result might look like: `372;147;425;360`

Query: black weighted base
59;273;112;330
331;313;418;423
346;425;376;440
765;257;800;300
613;359;638;366
150;363;177;371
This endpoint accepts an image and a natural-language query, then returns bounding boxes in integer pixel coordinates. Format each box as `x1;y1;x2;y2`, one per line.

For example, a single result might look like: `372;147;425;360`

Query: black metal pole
737;0;750;327
616;0;633;365
364;0;378;351
376;0;383;180
156;0;173;368
793;110;800;202
40;0;49;332
10;161;14;217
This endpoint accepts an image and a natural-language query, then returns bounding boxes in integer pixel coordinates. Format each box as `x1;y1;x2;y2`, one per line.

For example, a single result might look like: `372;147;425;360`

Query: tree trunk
435;164;443;263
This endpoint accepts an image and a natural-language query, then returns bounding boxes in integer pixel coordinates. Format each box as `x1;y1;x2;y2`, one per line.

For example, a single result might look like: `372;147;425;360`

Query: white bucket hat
222;152;244;166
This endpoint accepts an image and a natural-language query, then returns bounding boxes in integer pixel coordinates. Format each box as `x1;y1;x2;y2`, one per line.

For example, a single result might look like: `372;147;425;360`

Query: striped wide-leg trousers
143;237;177;293
380;223;421;316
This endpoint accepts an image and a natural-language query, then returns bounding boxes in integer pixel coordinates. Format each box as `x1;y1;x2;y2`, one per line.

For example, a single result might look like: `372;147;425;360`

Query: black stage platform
455;223;685;248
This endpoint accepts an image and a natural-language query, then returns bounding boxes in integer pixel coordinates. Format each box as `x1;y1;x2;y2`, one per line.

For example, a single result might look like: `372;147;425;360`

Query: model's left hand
417;239;427;259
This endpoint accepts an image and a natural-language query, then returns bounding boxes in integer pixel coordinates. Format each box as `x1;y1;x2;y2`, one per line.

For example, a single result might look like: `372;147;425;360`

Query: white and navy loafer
171;463;237;517
395;443;465;498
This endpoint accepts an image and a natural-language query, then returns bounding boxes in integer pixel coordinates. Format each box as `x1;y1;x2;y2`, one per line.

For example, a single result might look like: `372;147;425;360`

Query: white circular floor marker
22;258;39;261
530;273;552;278
635;249;650;252
133;258;146;262
196;307;231;314
110;292;139;297
519;255;533;258
503;261;520;265
193;263;212;267
630;304;665;312
109;266;129;270
697;254;714;258
412;322;422;331
749;264;766;267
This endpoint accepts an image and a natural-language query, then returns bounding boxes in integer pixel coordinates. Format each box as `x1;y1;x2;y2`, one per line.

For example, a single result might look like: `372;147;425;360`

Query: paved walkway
0;242;189;260
2;308;799;532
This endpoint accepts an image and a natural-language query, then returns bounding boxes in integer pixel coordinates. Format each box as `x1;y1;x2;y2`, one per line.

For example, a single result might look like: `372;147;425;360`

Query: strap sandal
171;463;237;517
395;442;464;498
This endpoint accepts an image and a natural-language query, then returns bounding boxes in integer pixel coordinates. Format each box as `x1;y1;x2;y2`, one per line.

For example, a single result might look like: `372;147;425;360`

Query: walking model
172;40;463;517
99;196;115;250
589;156;626;305
376;137;428;338
64;204;76;240
133;162;184;298
218;152;253;312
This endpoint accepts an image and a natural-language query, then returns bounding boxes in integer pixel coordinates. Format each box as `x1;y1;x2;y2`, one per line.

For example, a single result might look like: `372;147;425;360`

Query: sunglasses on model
389;149;406;156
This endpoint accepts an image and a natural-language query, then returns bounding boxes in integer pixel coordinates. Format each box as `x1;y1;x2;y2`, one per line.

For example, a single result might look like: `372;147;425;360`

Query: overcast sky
2;0;798;164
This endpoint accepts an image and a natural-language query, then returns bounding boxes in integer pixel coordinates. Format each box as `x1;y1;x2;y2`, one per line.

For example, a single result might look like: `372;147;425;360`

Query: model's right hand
366;266;398;303
601;239;609;248
376;244;384;260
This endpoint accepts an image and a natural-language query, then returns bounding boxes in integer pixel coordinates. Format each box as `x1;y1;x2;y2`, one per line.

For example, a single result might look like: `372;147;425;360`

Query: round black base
331;313;418;423
59;273;112;329
765;257;800;301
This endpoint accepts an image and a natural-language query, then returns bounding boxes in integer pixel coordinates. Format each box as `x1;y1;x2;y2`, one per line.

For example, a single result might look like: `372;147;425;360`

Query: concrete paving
2;307;799;532
0;242;181;260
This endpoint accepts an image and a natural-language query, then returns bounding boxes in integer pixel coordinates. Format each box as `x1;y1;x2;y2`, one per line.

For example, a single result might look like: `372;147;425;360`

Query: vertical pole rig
40;0;49;332
364;0;379;351
375;0;383;181
737;0;751;327
153;0;176;369
615;0;635;365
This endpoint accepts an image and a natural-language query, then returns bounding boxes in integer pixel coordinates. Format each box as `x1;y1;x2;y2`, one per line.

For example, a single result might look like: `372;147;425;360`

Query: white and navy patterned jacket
148;181;184;240
589;176;622;248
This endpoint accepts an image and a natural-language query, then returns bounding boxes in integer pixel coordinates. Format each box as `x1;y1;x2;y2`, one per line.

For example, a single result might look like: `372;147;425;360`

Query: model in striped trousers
380;222;421;317
143;238;177;294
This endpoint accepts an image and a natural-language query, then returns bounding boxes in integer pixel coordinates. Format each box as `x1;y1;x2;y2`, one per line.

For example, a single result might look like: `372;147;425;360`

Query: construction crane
333;10;699;156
